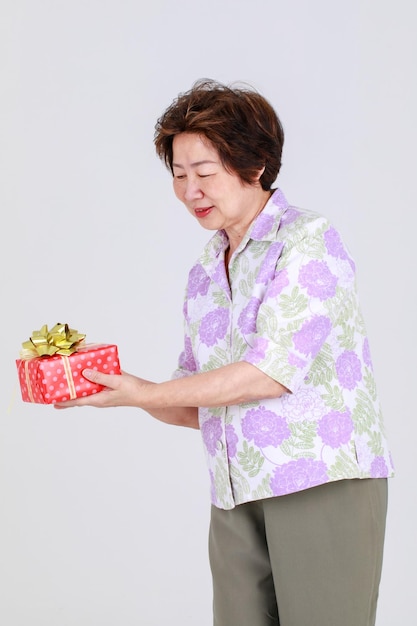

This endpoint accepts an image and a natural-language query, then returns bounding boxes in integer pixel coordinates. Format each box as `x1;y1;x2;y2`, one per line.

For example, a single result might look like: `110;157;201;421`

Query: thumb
82;368;119;388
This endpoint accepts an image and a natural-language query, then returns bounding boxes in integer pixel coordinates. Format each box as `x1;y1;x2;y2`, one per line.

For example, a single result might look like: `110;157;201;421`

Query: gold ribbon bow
20;323;86;359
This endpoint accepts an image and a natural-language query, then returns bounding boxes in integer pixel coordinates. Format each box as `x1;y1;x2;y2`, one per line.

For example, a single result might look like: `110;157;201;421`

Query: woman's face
172;132;266;239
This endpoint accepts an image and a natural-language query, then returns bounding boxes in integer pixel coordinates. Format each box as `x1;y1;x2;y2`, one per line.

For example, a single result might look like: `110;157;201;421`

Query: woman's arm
148;361;287;408
54;361;287;427
143;406;200;429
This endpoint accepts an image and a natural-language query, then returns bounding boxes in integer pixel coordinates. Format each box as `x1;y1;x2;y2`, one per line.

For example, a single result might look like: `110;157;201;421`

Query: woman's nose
184;178;204;201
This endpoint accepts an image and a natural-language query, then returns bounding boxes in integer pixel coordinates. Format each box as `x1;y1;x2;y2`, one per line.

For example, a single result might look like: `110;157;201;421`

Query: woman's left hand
53;369;154;409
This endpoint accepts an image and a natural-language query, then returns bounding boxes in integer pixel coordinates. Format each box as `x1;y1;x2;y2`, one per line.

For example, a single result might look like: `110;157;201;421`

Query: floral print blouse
173;188;394;510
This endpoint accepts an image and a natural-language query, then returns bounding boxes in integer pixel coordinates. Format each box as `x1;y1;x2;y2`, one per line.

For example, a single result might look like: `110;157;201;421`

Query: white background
0;1;415;624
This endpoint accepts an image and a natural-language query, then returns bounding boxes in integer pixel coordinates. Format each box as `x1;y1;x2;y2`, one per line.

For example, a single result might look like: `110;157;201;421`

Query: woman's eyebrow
172;159;218;168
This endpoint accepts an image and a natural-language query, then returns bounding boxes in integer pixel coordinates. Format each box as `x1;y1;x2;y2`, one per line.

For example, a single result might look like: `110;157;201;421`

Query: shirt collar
245;187;289;244
198;188;290;272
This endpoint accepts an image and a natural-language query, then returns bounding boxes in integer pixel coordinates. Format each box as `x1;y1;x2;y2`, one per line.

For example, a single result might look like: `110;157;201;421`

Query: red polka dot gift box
16;323;121;404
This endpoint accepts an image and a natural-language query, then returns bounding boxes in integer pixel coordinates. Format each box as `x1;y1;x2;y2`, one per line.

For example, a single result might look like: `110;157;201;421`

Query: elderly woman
56;80;394;626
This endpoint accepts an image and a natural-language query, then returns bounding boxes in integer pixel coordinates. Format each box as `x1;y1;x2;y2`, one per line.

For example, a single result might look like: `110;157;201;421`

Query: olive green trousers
209;478;388;626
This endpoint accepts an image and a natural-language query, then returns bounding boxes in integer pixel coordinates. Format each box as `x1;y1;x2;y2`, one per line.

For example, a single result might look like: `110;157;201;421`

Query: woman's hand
53;369;154;409
53;369;200;428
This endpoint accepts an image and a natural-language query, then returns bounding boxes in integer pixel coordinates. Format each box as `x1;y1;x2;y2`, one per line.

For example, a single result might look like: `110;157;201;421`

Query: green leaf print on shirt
257;309;302;347
214;460;233;508
296;233;327;258
237;270;255;297
337;322;356;351
304;344;335;387
324;287;356;325
283;222;327;257
278;286;309;318
209;407;224;417
327;448;360;480
368;430;385;457
213;290;230;308
251;475;273;500
363;369;377;401
320;382;346;411
280;421;317;459
249;241;271;260
189;321;201;344
232;328;249;361
237;440;265;477
239;279;250;297
352;389;378;433
201;355;225;371
213;345;229;364
229;465;251;500
240;253;250;275
355;310;367;335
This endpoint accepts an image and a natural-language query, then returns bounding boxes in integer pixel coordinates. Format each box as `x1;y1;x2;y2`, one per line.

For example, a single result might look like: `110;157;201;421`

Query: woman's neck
226;188;272;256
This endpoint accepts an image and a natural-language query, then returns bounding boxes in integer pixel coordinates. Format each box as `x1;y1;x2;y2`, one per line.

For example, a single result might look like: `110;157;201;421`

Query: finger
53;397;92;409
53;388;113;409
54;400;82;409
81;369;122;389
53;371;121;410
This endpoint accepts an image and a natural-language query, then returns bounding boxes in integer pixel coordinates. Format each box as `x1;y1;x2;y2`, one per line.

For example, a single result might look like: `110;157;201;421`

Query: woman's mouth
194;206;213;218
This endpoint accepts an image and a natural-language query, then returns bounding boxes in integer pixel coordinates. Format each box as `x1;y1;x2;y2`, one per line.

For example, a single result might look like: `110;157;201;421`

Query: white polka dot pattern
16;344;121;404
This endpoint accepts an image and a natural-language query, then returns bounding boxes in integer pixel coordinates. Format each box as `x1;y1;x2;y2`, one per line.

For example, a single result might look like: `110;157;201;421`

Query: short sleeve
171;286;198;380
242;217;357;392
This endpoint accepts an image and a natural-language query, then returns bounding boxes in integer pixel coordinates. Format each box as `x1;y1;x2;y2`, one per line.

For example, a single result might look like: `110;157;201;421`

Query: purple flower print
266;269;290;298
256;242;284;285
238;297;261;334
270;458;328;496
318;409;354;448
370;456;388;478
288;352;307;369
336;351;362;390
199;307;229;346
183;299;190;323
271;188;287;207
362;338;373;370
188;264;211;299
299;260;338;300
213;261;229;291
246;337;269;364
279;207;300;226
293;315;332;359
280;389;326;423
178;336;197;372
201;417;223;456
251;213;274;239
225;424;238;458
324;227;348;259
242;406;290;448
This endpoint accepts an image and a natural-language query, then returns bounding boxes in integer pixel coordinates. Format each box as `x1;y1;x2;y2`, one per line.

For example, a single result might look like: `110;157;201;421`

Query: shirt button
216;440;224;450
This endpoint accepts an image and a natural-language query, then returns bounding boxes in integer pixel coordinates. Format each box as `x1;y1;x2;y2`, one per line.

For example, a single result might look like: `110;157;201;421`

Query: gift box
16;323;121;404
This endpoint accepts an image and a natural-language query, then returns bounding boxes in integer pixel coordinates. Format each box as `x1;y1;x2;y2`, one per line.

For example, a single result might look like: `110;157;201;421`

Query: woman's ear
254;165;266;182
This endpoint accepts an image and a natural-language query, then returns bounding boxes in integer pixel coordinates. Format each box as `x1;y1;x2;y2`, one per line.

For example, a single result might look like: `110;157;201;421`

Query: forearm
54;362;287;424
140;362;287;410
145;406;199;429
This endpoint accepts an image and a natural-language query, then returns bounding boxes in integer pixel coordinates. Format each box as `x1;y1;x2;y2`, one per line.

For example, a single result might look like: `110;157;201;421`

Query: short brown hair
154;79;284;191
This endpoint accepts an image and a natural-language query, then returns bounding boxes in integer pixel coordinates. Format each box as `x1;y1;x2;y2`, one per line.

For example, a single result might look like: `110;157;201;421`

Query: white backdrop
1;1;415;624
